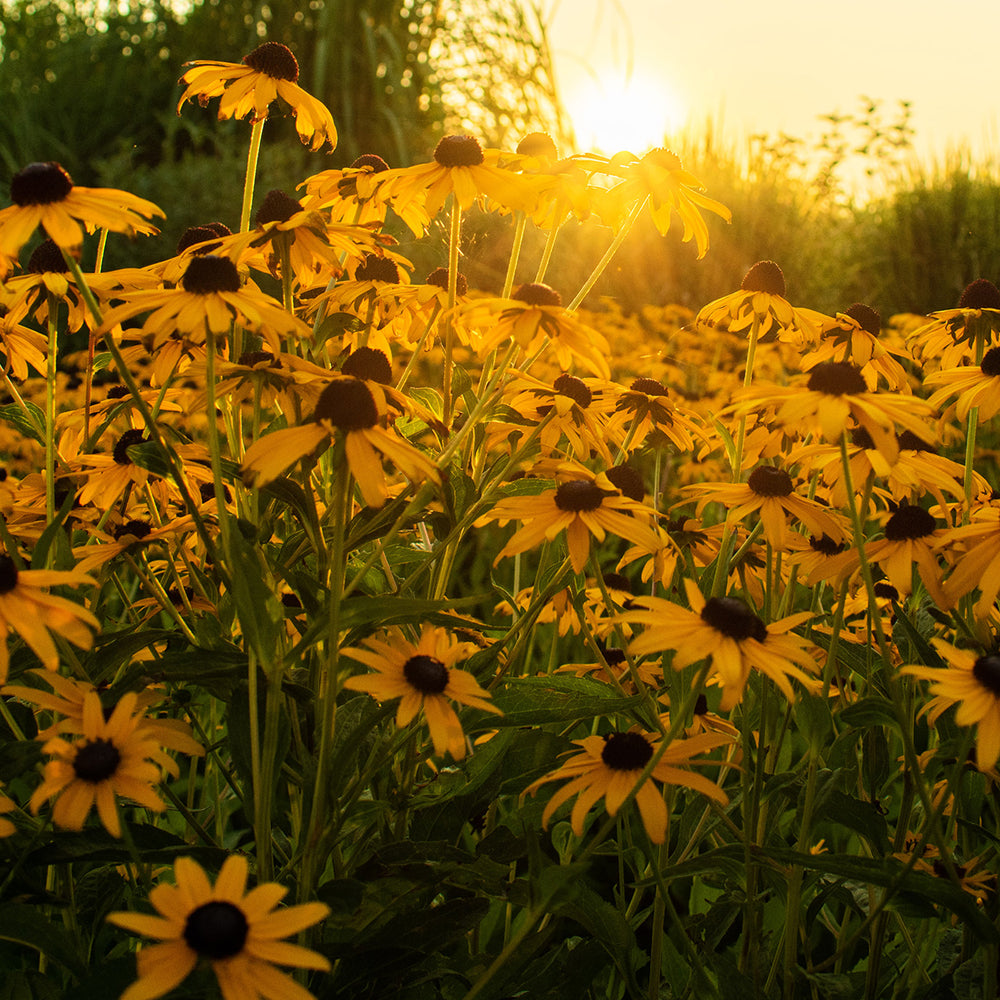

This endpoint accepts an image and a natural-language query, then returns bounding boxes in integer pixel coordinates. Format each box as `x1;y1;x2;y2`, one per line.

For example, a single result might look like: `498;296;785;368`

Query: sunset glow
562;70;687;157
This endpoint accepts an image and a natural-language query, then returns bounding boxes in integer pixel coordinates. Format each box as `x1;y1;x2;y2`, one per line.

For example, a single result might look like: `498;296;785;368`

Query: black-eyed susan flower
178;41;338;151
478;467;662;575
908;279;1000;370
107;854;330;1000
97;255;310;353
241;375;439;507
4;669;204;760
924;345;1000;422
620;578;819;710
814;500;951;608
493;372;617;464
29;691;177;837
904;641;1000;770
373;134;540;220
342;625;501;760
682;464;845;552
940;502;1000;619
802;303;912;392
0;554;98;682
696;260;820;346
525;730;731;844
595;148;731;258
0;161;162;271
739;360;936;464
606;376;706;454
466;282;612;378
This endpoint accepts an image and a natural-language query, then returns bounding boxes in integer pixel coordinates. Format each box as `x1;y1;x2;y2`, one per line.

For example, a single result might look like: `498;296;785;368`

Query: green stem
44;292;59;525
239;118;266;234
442;197;462;430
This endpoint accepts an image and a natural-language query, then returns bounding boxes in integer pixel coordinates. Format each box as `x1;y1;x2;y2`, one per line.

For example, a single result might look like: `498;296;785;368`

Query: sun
564;70;688;157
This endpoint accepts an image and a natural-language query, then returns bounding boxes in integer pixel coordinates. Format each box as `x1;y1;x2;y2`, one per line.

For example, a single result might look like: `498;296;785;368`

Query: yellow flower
620;578;819;710
466;282;612;378
525;730;731;844
907;278;1000;370
373;134;541;220
594;148;731;258
0;161;162;272
241;375;440;507
924;346;1000;422
739;361;937;464
681;464;845;552
697;260;821;346
97;255;310;353
108;854;330;1000
0;784;16;838
478;467;662;575
904;640;1000;770
29;691;176;837
342;625;501;760
0;554;98;682
178;41;337;151
802;303;912;392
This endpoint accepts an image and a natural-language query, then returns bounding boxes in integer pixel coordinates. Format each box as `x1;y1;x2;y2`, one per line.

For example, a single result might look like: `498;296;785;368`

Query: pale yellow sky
545;0;1000;163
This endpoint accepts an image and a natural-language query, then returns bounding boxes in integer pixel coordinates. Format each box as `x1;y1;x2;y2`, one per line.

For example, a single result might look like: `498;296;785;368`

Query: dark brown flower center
973;654;1000;695
351;153;390;171
851;427;875;449
313;377;378;430
806;361;867;395
425;267;468;295
402;654;449;693
113;429;147;465
176;224;230;255
11;162;74;206
873;581;899;600
884;503;936;541
606;464;645;502
747;466;793;497
238;350;279;369
642;147;683;171
959;279;1000;310
242;41;299;82
184;901;249;959
254;189;302;227
355;254;400;284
0;556;18;593
741;260;785;296
181;255;241;294
844;303;881;336
981;347;1000;377
602;572;633;593
28;239;69;274
809;534;845;555
630;377;667;396
896;430;935;453
113;520;153;541
553;374;591;408
517;132;559;159
554;480;605;511
72;738;121;783
601;647;627;666
601;731;654;770
434;135;485;167
513;282;561;308
694;693;708;715
342;347;392;385
700;596;768;642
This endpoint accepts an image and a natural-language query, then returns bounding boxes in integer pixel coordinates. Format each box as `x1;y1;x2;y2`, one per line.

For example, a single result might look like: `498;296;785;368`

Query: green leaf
224;528;282;662
838;696;900;730
489;675;642;727
0;402;45;447
0;904;86;978
814;789;890;851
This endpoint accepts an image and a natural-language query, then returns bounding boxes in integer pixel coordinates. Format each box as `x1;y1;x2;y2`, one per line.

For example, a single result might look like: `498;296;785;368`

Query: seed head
513;282;561;308
741;261;785;296
242;41;299;82
181;255;242;294
958;278;1000;310
434;135;485;167
11;162;73;206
